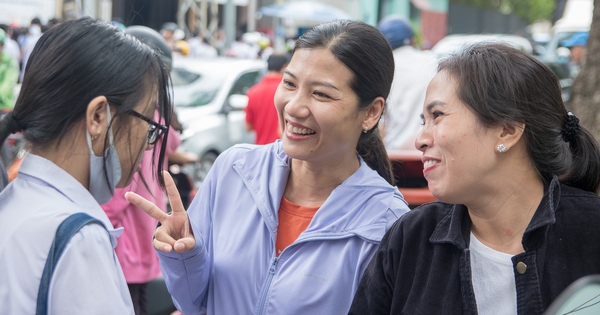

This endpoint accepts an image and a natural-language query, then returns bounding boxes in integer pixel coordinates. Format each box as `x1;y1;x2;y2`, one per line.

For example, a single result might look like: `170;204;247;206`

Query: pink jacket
102;123;181;283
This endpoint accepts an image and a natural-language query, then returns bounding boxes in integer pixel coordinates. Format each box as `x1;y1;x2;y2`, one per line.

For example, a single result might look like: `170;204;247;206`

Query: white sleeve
48;224;134;315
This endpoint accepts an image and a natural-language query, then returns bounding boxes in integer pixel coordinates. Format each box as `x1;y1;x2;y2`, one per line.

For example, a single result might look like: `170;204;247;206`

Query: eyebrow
283;69;340;91
420;100;447;120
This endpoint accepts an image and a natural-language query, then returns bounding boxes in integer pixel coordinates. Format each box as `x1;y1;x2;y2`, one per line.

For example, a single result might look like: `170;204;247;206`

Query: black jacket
349;177;600;314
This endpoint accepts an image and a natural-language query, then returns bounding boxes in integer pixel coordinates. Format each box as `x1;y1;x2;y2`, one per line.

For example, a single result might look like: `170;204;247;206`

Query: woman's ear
497;122;525;152
85;96;109;143
362;96;385;131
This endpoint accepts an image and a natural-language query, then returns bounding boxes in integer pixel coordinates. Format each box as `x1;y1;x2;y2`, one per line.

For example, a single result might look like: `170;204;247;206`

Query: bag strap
36;212;107;315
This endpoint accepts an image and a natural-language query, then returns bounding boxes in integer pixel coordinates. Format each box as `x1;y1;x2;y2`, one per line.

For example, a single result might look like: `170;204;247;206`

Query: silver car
172;56;267;188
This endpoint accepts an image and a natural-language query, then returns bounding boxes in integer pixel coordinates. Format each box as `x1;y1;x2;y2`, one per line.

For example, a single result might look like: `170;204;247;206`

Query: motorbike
0;111;25;182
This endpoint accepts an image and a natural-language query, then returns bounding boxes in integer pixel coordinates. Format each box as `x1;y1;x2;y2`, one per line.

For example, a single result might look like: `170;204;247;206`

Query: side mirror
556;47;572;63
544;275;600;315
228;94;249;111
534;44;546;56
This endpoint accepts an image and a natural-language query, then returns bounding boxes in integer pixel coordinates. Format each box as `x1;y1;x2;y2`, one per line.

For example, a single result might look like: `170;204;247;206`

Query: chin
281;140;304;158
428;185;449;203
116;174;134;188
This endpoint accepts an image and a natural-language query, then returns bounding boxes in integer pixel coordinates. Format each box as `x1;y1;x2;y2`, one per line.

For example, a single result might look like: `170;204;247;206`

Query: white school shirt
0;153;134;314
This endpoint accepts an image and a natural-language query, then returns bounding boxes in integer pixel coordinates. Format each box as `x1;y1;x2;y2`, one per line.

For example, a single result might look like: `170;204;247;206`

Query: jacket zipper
254;234;376;314
257;257;279;315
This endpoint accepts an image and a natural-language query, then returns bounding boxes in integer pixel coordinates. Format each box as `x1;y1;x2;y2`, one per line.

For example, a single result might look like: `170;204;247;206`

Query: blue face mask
86;105;122;204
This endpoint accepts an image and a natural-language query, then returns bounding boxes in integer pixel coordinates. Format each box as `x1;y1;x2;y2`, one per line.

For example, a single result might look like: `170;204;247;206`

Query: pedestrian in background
0;28;19;113
19;17;43;82
127;19;409;314
377;15;438;150
0;17;172;313
561;31;588;78
350;43;600;315
188;30;218;58
0;24;20;63
245;53;289;145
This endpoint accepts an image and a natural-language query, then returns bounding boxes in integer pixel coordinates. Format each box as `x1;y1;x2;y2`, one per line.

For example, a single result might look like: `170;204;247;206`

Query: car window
228;71;264;96
171;68;200;86
173;68;224;107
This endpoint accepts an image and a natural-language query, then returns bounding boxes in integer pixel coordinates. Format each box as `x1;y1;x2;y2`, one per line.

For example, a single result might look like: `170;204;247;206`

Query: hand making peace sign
125;171;195;253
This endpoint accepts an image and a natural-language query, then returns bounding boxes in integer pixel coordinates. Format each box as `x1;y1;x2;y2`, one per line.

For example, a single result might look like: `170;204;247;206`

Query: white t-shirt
470;232;518;315
383;45;438;150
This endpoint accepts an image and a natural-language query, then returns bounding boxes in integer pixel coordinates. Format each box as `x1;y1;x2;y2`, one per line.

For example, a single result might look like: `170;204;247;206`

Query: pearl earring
497;144;506;153
92;131;101;141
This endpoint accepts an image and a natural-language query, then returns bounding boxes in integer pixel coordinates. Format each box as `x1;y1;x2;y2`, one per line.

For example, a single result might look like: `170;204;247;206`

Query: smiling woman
0;17;172;313
124;19;410;314
350;42;600;315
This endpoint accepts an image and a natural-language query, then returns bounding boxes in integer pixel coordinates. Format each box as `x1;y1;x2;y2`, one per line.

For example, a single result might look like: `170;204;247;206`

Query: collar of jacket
232;141;400;243
429;176;560;250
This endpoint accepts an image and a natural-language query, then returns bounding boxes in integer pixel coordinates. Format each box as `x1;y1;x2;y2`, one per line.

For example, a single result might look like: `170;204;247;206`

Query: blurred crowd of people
1;18;57;113
151;20;279;61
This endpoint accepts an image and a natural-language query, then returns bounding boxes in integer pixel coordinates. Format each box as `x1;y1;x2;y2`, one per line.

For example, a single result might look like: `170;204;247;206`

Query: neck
467;170;545;255
29;129;90;189
284;154;360;207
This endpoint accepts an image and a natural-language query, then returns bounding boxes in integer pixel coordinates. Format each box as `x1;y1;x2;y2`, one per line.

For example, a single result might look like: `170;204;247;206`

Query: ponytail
0;115;12;147
357;123;394;186
560;125;600;193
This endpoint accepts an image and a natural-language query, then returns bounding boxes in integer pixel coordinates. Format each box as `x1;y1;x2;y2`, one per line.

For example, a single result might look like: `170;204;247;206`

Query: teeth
287;124;315;135
423;160;439;168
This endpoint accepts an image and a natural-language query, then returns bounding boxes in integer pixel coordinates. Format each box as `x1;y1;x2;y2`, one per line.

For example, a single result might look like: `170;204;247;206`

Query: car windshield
172;67;224;107
171;68;200;86
432;35;532;58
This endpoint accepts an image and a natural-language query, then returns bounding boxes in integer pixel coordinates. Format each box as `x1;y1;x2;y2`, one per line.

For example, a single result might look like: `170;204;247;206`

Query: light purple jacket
158;141;409;314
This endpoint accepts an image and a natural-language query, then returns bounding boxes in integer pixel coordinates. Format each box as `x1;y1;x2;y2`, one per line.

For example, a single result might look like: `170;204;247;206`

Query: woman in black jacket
350;42;600;315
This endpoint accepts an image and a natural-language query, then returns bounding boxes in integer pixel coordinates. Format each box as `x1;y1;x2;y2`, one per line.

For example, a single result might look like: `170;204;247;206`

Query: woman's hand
125;170;195;253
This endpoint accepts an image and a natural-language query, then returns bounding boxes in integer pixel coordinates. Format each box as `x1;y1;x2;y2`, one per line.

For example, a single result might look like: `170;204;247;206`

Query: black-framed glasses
127;110;168;145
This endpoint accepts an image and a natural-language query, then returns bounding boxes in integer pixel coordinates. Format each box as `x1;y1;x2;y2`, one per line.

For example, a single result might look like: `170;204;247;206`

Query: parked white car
172;56;267;187
431;34;533;59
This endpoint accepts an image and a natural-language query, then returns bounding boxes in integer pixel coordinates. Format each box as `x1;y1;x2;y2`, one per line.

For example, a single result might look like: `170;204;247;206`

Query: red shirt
245;75;282;145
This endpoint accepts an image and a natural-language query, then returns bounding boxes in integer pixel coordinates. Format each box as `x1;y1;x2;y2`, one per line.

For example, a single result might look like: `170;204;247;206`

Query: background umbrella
259;0;352;22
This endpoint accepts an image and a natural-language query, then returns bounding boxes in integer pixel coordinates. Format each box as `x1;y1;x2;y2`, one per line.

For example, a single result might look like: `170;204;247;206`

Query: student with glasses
128;110;168;145
0;17;172;314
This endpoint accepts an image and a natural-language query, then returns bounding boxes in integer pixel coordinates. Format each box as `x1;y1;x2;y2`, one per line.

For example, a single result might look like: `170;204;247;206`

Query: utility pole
247;0;257;32
224;0;236;50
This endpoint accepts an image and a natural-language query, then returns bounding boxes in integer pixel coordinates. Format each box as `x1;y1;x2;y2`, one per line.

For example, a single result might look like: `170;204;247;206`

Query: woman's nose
284;92;309;118
415;127;432;152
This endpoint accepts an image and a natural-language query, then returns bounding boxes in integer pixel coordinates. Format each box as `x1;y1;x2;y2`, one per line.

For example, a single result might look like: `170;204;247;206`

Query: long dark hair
438;42;600;193
294;20;395;185
0;17;173;188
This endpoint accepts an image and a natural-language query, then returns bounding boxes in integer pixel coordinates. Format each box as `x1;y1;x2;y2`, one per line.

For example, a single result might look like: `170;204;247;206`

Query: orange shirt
275;197;320;256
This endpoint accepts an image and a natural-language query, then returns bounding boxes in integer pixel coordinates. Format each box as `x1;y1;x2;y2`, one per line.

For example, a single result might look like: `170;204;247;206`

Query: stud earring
92;131;101;141
363;128;368;134
497;144;506;153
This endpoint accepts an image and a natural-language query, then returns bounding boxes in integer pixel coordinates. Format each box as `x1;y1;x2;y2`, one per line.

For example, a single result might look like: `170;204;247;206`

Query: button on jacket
157;141;410;315
0;154;134;314
350;177;600;315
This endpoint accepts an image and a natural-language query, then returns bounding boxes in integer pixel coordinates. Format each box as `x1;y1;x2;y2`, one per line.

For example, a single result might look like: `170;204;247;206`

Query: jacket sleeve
155;149;226;314
50;225;133;314
349;220;400;314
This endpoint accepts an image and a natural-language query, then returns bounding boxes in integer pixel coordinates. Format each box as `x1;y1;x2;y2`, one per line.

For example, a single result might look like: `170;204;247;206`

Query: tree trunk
569;0;600;140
